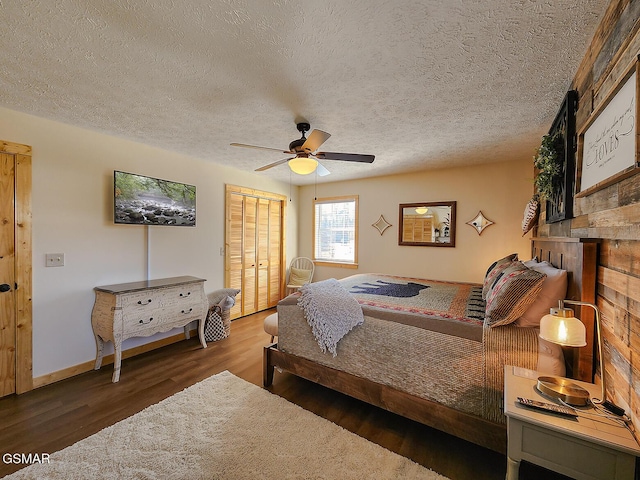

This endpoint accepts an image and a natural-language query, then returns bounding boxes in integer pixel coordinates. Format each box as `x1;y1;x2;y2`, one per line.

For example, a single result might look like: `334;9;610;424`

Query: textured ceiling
0;0;607;185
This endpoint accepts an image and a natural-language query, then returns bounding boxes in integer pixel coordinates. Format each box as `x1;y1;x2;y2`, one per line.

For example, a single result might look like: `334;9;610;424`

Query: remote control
516;397;577;417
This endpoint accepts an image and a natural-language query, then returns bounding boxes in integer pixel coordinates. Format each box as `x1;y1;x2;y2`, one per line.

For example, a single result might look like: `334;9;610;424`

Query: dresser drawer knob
181;308;193;314
137;299;152;305
139;317;153;324
179;292;191;297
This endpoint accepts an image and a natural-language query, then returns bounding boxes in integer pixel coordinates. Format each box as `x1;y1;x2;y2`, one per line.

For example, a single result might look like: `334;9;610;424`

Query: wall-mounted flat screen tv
114;171;196;226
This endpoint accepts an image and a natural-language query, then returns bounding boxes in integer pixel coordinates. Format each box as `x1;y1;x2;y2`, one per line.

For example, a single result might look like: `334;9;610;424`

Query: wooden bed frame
263;237;598;454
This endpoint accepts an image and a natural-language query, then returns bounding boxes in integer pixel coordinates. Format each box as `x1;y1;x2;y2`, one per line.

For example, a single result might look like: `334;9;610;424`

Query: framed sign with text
577;56;640;196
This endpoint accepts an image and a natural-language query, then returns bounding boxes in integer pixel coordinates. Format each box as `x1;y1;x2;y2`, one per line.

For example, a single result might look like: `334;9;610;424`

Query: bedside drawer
518;421;624;480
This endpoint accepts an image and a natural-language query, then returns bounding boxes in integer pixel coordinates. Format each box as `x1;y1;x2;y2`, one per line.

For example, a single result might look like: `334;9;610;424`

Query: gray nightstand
504;365;640;480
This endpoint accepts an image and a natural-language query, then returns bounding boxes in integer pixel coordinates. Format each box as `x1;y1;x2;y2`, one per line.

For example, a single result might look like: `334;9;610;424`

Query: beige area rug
5;371;449;479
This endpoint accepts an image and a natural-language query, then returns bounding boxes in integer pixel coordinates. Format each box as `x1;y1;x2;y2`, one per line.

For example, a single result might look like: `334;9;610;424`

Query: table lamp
538;299;605;407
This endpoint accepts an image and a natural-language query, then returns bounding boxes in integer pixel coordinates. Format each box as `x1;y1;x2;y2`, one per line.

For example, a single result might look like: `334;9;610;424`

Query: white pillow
515;261;567;328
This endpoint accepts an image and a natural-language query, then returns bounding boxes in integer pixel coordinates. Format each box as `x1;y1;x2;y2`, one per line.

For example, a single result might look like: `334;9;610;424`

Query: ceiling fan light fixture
234;122;373;175
288;157;318;175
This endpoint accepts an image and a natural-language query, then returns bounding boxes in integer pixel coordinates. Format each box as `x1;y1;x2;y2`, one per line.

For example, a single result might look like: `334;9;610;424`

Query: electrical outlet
46;253;65;267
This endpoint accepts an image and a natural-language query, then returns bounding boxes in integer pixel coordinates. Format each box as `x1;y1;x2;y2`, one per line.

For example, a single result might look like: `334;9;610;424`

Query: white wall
298;159;534;283
0;106;298;378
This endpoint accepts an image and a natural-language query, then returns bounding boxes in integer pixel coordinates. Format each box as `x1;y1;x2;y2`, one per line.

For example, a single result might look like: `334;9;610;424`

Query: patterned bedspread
338;273;486;341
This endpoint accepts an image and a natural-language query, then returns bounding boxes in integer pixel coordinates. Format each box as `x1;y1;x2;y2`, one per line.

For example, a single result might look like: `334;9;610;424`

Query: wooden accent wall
537;0;640;430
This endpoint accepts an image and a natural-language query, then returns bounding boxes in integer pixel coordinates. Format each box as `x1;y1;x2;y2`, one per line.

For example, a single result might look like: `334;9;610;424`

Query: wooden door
403;217;416;242
403;216;433;242
242;196;258;315
0;141;32;396
227;192;244;318
256;198;270;311
225;185;285;319
268;200;282;306
0;153;17;396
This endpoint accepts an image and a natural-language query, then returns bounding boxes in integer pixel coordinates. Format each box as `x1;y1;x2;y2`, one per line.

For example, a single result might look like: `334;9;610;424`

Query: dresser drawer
120;290;158;309
122;308;165;335
168;304;202;325
161;285;202;305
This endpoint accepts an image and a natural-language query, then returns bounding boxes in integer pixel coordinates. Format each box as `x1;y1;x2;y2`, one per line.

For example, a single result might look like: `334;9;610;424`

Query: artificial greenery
533;131;564;200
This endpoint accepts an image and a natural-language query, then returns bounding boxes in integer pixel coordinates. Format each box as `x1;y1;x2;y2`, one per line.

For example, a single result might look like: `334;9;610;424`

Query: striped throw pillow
482;253;518;300
485;262;546;327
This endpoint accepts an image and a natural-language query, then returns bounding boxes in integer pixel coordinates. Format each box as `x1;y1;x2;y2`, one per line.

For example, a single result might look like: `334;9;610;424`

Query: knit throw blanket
298;278;365;356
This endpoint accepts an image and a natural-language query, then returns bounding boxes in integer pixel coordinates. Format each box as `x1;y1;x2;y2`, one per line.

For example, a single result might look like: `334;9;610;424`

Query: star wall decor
372;215;392;235
466;211;494;235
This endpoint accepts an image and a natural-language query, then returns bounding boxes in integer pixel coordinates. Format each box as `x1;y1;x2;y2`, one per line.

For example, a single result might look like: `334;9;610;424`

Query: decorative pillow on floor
485;262;546;327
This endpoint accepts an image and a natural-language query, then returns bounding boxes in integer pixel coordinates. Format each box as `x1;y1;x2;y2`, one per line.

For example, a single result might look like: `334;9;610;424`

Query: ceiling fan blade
316;162;331;176
316;152;375;163
231;143;292;154
301;129;331;153
255;157;293;172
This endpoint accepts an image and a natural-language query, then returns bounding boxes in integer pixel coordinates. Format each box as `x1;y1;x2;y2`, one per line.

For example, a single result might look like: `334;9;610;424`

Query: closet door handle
0;284;11;293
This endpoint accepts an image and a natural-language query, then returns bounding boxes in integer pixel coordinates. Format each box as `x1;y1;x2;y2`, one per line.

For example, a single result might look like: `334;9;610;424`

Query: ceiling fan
231;122;375;176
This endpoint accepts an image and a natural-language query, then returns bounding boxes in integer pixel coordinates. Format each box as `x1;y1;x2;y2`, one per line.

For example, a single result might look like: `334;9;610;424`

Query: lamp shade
415;207;428;215
539;307;587;347
288;157;318;175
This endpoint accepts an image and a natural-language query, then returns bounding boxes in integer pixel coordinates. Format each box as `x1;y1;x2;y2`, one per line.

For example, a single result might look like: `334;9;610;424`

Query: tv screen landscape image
114;171;196;226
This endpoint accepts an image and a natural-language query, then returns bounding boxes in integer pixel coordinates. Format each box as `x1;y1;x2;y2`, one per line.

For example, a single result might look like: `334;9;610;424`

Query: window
313;196;358;266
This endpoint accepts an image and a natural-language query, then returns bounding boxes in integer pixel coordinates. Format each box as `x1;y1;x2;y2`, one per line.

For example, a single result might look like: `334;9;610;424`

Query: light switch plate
46;253;65;267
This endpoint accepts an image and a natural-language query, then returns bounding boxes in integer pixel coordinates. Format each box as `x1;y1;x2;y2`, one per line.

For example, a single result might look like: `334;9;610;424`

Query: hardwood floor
0;310;570;479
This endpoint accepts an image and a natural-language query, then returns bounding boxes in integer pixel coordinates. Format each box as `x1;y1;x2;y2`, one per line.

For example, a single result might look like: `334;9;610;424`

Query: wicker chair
285;257;315;295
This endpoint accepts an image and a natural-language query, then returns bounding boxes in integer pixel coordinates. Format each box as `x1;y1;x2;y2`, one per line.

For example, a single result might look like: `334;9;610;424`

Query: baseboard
32;329;198;389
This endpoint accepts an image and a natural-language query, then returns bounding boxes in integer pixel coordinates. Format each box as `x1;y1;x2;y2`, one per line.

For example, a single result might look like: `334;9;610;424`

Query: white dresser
91;276;208;383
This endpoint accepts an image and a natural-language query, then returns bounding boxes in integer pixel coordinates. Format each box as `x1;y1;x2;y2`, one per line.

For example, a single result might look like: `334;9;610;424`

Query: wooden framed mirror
398;201;456;247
